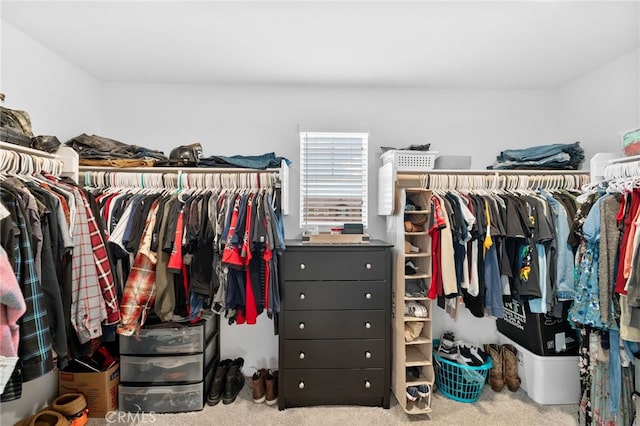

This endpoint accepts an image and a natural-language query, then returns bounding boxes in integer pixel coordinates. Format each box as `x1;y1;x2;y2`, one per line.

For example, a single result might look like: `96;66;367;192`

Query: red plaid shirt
117;201;159;336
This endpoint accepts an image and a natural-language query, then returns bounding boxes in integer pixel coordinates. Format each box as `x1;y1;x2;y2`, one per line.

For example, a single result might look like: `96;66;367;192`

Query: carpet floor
87;379;578;426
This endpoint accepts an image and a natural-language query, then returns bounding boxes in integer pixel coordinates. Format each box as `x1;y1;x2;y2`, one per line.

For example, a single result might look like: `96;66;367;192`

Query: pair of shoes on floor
16;393;88;426
484;343;521;392
252;368;278;405
207;358;245;406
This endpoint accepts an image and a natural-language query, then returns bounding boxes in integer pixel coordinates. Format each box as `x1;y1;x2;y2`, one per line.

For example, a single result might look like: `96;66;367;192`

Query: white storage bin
381;150;437;171
498;332;580;405
119;324;205;355
120;354;203;383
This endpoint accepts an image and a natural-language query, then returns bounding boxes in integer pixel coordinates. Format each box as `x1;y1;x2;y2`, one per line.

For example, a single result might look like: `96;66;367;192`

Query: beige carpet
86;380;578;426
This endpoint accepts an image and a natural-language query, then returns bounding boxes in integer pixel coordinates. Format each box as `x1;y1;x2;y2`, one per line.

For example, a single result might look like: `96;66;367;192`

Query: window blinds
299;132;368;228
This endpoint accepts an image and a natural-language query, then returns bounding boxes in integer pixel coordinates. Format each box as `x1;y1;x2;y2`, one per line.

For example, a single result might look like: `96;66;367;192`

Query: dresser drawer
285;250;388;281
284;281;387;310
283;339;386;368
283;310;386;339
282;368;385;407
120;354;203;383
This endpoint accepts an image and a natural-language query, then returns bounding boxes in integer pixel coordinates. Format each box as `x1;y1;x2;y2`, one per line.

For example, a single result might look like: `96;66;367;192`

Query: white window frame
299;131;368;230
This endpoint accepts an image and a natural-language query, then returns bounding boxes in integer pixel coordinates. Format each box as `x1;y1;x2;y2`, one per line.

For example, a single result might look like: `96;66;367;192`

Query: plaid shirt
117;201;159;336
68;186;108;343
83;191;120;323
0;186;54;381
46;176;121;339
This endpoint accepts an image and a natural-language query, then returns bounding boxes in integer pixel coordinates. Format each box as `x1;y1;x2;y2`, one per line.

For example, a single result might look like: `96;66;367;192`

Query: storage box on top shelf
496;299;578;356
59;362;120;418
498;333;580;405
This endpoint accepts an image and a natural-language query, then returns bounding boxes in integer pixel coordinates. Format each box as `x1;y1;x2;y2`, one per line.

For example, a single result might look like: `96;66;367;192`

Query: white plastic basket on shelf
381;150;437;171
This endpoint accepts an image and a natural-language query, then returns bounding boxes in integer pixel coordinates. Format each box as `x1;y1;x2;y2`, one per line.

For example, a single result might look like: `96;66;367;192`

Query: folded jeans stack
488;142;585;170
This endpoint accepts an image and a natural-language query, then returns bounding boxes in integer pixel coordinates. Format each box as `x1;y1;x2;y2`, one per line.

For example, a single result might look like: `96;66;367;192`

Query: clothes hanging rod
608;154;640;164
78;166;281;173
395;169;589;178
0;141;58;159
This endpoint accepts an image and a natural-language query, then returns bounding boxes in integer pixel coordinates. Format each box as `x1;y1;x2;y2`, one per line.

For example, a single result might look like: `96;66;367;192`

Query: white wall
1;22;102;139
0;21;101;426
557;47;640;160
100;83;558;361
101;83;559;241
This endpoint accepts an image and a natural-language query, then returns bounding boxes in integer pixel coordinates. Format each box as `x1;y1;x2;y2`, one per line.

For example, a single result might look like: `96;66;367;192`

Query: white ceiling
2;1;639;89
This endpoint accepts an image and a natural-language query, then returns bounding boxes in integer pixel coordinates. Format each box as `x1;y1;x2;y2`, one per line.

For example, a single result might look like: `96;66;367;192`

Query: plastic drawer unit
119;366;215;413
120;325;205;355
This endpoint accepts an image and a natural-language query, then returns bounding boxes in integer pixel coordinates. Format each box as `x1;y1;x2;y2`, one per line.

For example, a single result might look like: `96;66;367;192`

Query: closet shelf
403;317;432;323
79;165;282;173
404;253;429;259
0;141;57;158
404;273;430;280
404;231;428;236
404;210;430;215
404;403;432;415
405;337;432;345
405;296;431;301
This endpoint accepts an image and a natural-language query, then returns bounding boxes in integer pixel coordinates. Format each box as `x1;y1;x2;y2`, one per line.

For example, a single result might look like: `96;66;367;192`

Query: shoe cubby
387;186;434;414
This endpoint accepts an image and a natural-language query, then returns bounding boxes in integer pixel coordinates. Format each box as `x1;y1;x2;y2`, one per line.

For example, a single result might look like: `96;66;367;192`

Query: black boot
207;359;232;406
222;357;245;404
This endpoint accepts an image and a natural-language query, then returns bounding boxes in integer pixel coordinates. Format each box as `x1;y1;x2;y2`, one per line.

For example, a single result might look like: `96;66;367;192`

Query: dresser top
285;239;391;248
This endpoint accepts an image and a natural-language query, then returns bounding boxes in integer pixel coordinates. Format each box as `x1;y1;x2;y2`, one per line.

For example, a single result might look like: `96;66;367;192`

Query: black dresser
278;240;392;410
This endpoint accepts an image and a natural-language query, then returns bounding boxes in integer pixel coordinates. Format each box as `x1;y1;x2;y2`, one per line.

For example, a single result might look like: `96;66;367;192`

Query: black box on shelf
496;299;578;356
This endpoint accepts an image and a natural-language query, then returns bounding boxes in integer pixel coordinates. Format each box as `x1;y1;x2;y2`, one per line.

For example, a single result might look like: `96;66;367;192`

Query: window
299;131;368;229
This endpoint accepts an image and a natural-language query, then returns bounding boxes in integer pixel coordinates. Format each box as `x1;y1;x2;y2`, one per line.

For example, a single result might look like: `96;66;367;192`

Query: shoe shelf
403;316;431;322
387;186;434;415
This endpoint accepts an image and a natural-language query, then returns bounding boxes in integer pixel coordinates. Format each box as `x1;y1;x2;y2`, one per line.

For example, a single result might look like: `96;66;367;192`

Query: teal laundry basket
433;344;493;403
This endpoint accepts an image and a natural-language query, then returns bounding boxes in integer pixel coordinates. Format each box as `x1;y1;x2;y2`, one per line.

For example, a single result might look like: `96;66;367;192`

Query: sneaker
406;366;421;381
404;241;420;254
405;261;418;275
437;332;458;361
417;384;430;398
458;343;489;367
406;386;419;402
404;301;428;318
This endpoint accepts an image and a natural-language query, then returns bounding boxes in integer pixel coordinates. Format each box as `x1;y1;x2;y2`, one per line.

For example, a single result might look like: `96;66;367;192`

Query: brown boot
485;344;504;392
502;344;521;392
252;368;267;403
265;370;278;406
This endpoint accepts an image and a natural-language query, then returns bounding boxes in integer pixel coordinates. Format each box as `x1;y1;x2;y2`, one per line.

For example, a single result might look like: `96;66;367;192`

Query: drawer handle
299;352;305;360
365;351;372;359
364;380;371;389
299;293;306;300
365;293;372;300
365;263;372;270
299;381;305;389
365;322;371;329
300;263;306;270
299;322;305;330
